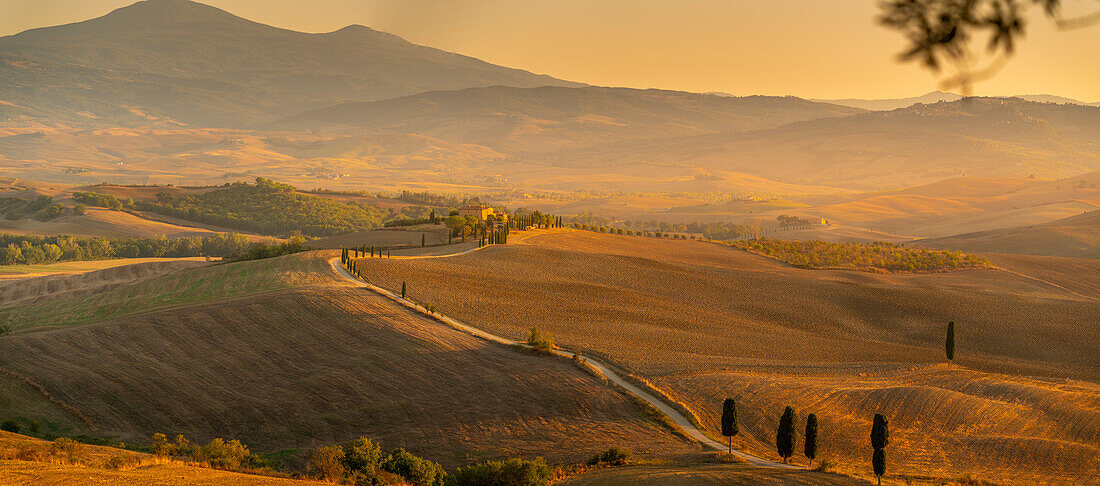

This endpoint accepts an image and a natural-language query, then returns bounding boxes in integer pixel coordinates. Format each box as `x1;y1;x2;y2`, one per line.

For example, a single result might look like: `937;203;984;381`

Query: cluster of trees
527;327;555;353
132;178;391;236
478;226;509;247
776;215;820;229
307;437;445;485
0;233;307;265
150;433;261;471
1;233;225;265
507;211;562;231
72;191;132;211
732;238;989;272
1;196;74;222
343;245;392;262
721;400;819;466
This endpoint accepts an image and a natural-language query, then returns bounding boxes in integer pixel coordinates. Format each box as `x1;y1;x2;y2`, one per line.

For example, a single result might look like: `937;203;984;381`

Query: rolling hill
0;0;581;127
278;86;865;153
814;91;1100;111
0;252;694;469
557;97;1100;190
920;209;1100;258
351;231;1100;484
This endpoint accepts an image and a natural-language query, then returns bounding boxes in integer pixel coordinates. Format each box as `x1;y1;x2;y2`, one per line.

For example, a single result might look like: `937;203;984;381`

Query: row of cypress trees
717;320;955;481
342;245;391;261
478;226;510;248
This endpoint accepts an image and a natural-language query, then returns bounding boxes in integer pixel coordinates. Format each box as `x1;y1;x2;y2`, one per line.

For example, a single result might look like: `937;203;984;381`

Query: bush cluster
448;457;551;486
151;433;257;470
527;327;555;353
585;447;630;467
732;238;989;272
306;436;445;486
133;178;390;236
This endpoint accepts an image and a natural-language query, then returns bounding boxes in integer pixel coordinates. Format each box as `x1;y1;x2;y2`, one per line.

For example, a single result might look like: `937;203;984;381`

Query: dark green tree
872;448;885;485
401;281;407;299
721;398;739;453
946;320;956;363
804;413;818;467
422;234;426;247
776;406;797;463
871;413;889;485
871;414;889;450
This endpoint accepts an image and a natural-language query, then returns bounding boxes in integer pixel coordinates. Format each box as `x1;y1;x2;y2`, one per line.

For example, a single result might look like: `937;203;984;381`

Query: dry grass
351;231;1099;484
0;255;695;468
0;256;208;279
556;454;871;485
0;431;327;486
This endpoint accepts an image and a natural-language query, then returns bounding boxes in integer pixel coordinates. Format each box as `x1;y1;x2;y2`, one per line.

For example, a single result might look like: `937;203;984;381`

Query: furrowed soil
352;231;1100;484
0;251;695;469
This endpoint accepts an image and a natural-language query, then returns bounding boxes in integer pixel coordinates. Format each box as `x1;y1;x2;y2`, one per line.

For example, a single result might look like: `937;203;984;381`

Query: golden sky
3;0;1099;101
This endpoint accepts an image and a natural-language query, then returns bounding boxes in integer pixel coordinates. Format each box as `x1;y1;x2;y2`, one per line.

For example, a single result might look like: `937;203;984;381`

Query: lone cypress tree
871;413;889;485
776;406;797;463
401;281;407;299
946;320;956;363
872;449;885;485
720;398;738;454
804;413;818;468
422;234;426;247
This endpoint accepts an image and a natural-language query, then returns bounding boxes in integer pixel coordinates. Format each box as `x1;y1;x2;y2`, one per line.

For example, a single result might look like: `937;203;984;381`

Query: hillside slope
919;209;1100;258
557;98;1100;189
352;231;1100;484
0;0;580;127
0;252;693;468
279;86;864;152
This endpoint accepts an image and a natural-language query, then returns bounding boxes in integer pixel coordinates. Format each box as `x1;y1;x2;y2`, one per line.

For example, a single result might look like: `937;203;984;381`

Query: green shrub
447;457;551;486
342;436;385;474
527;327;554;353
382;448;445;486
0;419;18;433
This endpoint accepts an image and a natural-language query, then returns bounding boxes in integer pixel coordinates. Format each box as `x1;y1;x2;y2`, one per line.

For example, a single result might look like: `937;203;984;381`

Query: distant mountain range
810;91;1100;111
276;86;864;153
0;0;581;127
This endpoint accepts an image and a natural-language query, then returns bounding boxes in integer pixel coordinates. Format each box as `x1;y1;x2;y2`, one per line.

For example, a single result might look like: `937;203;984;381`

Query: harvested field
0;259;210;306
311;226;451;249
0;255;694;468
351;231;1100;483
559;458;870;486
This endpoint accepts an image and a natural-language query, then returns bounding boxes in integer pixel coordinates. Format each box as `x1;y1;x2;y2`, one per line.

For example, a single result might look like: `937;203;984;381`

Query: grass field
350;231;1100;484
0;257;208;279
0;252;337;332
0;251;695;470
558;455;871;486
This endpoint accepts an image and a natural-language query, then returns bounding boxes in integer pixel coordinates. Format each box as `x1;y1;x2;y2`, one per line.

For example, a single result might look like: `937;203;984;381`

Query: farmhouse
458;204;499;221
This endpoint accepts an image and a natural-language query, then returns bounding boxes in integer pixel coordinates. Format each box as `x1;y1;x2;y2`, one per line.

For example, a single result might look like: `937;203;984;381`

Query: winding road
329;246;796;469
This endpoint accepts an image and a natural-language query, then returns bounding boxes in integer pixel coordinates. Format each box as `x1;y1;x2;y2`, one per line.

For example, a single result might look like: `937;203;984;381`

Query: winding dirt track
329;253;795;469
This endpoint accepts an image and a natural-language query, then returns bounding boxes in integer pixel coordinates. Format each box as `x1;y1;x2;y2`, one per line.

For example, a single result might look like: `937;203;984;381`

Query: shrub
198;438;252;469
342;436;385;474
0;419;18;433
308;445;346;481
382;448;445;486
527;327;554;353
48;437;84;464
447;457;551;486
599;447;630;466
73;204;87;215
103;451;145;470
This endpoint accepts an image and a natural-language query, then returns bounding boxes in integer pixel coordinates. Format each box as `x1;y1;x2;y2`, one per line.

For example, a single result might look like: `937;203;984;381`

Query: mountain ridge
0;0;583;127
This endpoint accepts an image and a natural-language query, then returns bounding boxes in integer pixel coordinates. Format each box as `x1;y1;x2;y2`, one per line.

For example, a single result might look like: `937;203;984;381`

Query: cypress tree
776;406;797;463
871;413;889;485
872;449;885;485
720;398;738;454
422;234;426;247
804;413;818;467
401;281;407;299
946;320;956;363
871;414;889;450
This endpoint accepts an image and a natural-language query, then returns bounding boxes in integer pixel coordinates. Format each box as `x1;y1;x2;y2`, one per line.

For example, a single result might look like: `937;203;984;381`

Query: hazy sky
3;0;1099;101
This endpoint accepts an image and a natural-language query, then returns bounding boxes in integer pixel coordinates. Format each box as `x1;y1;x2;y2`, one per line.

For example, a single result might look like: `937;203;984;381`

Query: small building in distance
458;204;499;221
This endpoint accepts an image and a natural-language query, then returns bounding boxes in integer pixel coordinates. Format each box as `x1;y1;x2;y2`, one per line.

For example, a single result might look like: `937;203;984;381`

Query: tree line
0;233;308;265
